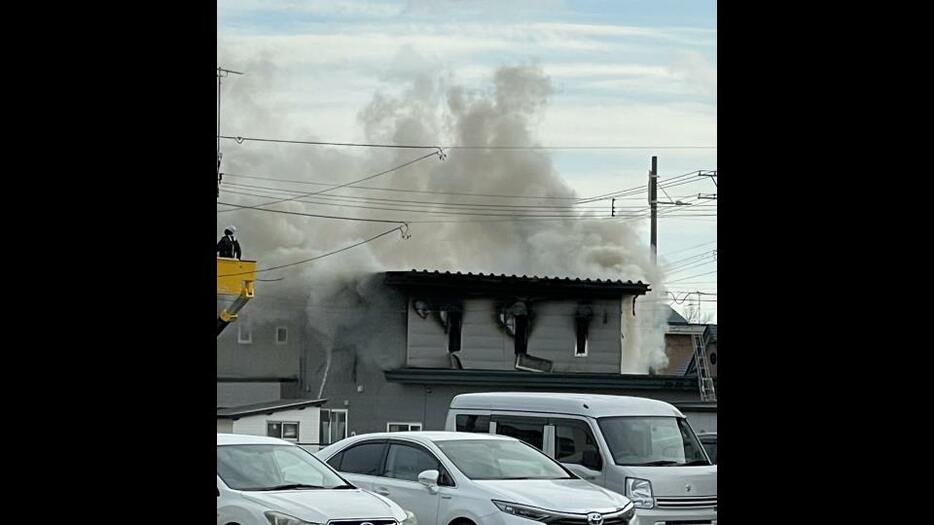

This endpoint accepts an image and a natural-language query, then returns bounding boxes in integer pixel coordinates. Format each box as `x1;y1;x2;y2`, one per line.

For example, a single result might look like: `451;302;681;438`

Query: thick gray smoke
219;61;669;374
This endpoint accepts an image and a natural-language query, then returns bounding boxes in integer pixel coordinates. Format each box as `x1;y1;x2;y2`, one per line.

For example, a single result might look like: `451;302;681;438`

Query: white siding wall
229;408;321;446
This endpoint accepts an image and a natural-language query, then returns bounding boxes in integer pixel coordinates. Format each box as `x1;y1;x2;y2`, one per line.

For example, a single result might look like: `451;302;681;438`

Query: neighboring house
216;398;333;452
660;307;718;378
216;294;305;407
217;270;718;441
660;309;718;432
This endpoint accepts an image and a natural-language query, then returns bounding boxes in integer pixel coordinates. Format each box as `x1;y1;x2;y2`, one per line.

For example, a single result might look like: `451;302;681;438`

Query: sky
217;0;717;322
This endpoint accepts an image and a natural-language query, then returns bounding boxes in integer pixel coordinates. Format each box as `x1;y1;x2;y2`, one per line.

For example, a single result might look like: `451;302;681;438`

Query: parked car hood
476;478;631;513
241;488;403;521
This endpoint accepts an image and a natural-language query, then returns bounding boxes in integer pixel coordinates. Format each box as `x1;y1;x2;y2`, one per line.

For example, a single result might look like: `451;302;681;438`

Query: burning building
217;269;716;451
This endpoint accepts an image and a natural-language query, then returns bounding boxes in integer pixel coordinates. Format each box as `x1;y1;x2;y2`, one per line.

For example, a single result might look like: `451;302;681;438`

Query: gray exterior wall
406;298;623;372
219;273;709;440
217;382;283;407
682;411;717;434
217;295;304;380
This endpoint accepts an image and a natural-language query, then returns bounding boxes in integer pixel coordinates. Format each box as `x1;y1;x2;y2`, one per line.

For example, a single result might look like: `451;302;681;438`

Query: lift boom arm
217;258;257;337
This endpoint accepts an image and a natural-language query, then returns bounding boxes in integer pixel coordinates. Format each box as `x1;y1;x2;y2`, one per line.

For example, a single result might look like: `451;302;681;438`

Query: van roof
449;392;683;418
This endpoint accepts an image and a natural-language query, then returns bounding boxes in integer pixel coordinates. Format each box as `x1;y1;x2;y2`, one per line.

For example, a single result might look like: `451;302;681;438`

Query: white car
316;431;636;525
446;393;717;525
217;433;417;525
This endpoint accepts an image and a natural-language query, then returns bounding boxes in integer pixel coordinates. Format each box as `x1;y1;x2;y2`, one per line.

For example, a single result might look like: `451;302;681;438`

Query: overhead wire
218;135;717;151
217;150;442;214
217;224;409;277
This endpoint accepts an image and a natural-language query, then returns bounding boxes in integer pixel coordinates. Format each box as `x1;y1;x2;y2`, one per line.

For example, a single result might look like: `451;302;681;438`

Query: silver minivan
445;392;717;525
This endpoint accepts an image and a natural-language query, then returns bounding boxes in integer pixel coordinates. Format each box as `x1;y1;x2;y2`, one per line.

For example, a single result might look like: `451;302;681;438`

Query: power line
219;186;716;219
219;135;717;151
221;167;711;204
217;225;408;278
222;173;595;201
223;183;706;213
216;201;408;224
667;269;718;283
216;199;667;225
217;150;441;214
222;182;618;210
666;257;717;275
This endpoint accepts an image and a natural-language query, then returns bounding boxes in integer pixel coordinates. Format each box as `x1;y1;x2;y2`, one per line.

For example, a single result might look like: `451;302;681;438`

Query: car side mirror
418;469;440;494
581;450;603;471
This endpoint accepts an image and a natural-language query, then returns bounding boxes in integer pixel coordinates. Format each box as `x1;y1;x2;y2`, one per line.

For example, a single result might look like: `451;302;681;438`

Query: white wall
230;407;321;446
217;419;234;433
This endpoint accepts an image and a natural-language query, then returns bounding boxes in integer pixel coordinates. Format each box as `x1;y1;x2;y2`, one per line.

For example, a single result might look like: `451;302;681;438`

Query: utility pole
649;156;657;264
217;66;243;198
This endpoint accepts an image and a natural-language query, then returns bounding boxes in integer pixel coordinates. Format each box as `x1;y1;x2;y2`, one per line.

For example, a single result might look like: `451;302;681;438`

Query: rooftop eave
384;270;650;298
385;368;709;390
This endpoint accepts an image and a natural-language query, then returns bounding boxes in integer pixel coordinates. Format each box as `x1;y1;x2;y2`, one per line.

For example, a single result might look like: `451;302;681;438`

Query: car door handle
375;488;390;496
441;495;452;500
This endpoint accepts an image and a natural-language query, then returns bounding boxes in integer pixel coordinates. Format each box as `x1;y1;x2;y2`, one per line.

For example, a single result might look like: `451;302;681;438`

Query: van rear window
456;414;490;433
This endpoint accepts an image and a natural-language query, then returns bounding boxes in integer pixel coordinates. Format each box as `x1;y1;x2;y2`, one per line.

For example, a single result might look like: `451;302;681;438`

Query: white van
445;392;717;525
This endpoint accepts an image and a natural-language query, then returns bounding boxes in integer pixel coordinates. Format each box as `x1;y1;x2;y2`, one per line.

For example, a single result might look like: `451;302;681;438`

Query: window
217;444;348;491
237;321;252;344
276;326;288;344
334;442;387;476
455;414;490;433
267;421;299;441
442;310;463;353
597;416;709;466
383;443;440;481
387;422;422;432
574;305;593;357
435;440;572;481
493;416;545;449
320;409;348;446
553;419;602;470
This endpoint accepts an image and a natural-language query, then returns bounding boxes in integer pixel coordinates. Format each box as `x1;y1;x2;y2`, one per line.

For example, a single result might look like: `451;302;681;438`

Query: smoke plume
219;61;669;376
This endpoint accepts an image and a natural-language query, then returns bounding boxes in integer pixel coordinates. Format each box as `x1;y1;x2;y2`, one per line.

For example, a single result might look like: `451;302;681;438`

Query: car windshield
435;439;574;480
598;416;710;466
217;444;353;491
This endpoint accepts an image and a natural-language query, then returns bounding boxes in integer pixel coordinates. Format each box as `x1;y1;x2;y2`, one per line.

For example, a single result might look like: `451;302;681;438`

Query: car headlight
402;510;418;525
618;501;636;521
625;477;655;509
264;511;321;525
492;500;551;521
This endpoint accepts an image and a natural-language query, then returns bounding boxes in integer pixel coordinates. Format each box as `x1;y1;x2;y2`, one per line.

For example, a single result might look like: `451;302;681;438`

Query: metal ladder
692;333;717;401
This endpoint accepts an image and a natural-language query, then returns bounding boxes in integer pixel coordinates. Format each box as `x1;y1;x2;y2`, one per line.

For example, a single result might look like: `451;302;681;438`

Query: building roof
450;392;683;418
385;368;705;391
672;400;718;413
216;398;327;419
667;306;689;325
385;270;650;298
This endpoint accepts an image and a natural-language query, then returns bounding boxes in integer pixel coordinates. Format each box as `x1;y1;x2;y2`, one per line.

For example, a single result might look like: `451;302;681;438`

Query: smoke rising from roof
218;60;668;376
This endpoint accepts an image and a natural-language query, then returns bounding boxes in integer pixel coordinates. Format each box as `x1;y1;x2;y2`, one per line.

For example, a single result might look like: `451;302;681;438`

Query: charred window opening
575;305;594;357
413;299;431;319
509;302;530;355
440;308;464;354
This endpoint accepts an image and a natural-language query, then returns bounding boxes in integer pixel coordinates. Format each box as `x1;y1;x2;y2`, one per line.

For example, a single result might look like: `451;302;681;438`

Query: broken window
575;305;594;357
441;309;463;353
510;302;530;355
